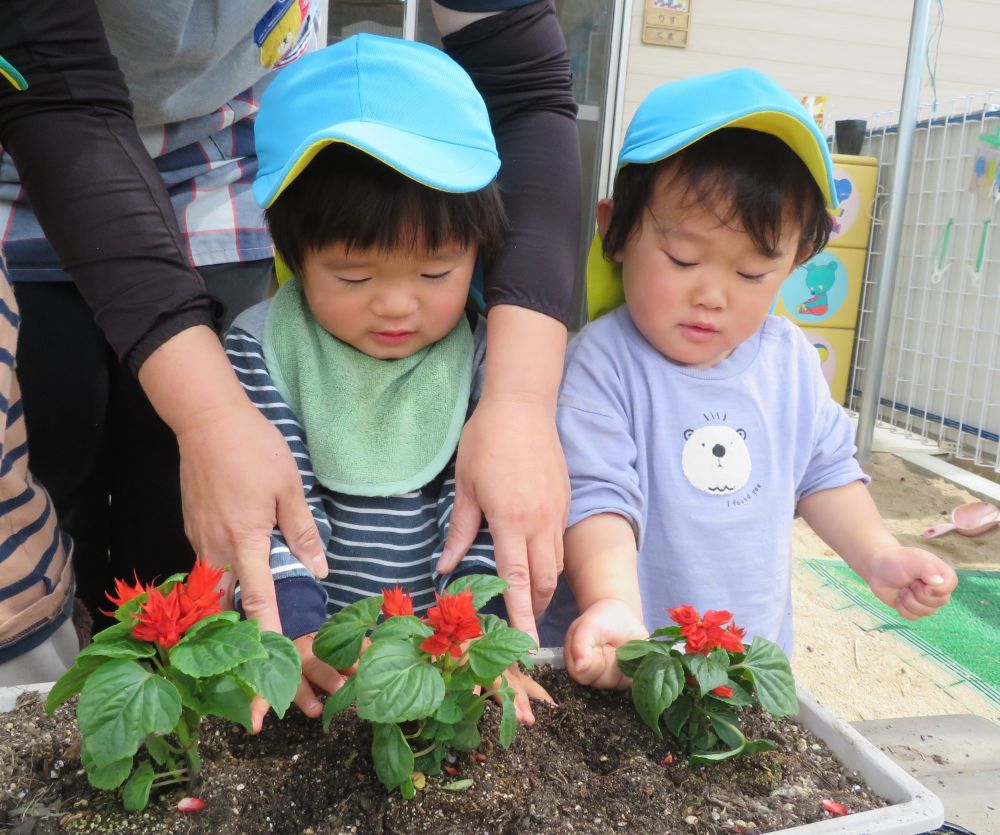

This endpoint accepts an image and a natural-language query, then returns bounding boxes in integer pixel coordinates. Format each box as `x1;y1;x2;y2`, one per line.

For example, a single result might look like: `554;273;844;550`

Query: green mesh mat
803;560;1000;709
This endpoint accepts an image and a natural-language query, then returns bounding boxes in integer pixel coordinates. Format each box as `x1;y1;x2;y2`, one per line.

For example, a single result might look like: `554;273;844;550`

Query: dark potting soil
1;668;887;835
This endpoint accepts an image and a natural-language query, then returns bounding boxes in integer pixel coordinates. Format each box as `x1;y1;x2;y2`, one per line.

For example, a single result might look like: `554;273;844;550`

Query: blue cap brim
253;121;500;208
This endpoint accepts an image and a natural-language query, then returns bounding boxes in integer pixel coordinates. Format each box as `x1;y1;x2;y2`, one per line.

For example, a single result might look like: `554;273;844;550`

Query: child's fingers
894;584;942;621
292;676;324;718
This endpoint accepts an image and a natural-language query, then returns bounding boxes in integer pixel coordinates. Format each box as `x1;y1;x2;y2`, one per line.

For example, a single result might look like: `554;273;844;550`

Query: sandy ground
791;453;1000;723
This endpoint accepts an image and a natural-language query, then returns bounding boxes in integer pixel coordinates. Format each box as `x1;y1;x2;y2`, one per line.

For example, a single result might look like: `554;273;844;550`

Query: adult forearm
0;0;216;375
442;0;582;325
482;305;566;407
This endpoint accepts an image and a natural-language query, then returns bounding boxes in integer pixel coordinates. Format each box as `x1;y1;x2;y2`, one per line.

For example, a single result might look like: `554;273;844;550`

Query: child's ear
595;199;622;262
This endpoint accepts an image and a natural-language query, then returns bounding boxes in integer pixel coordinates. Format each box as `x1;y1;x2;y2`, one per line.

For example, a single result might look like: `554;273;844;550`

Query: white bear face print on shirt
681;421;752;495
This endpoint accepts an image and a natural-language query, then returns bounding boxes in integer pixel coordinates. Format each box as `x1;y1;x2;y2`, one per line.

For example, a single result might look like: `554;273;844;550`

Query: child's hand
865;545;957;620
565;598;647;689
495;663;555;725
251;632;348;729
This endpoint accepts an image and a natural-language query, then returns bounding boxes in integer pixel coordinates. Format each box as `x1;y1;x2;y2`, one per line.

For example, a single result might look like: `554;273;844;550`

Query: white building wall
618;0;1000;161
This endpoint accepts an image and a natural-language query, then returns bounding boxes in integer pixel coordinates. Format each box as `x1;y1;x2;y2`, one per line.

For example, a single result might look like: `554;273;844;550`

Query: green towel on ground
263;278;473;496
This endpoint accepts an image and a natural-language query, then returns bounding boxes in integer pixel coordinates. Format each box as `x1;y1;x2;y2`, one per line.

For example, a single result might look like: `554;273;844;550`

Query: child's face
300;241;476;359
599;177;806;368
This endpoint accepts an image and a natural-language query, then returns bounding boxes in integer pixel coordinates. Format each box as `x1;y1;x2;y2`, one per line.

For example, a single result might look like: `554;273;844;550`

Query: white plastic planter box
2;661;944;835
532;648;944;835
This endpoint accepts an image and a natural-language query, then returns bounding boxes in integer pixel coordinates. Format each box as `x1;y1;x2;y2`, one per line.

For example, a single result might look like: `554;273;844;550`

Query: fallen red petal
442;765;458;777
822;799;849;816
660;753;674;766
473;752;487;762
177;796;207;812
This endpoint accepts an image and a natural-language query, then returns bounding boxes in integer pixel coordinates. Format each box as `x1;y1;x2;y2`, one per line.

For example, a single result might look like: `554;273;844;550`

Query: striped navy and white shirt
224;300;497;639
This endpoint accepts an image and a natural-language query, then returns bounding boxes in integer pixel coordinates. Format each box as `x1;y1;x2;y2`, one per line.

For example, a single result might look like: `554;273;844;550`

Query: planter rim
3;652;945;835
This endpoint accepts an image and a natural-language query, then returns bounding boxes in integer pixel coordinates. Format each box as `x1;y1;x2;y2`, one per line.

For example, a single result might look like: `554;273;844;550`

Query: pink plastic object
923;501;1000;539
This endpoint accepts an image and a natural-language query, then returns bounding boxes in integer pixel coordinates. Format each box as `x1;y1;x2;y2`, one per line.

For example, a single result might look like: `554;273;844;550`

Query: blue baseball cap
253;34;499;208
587;67;837;320
618;67;837;208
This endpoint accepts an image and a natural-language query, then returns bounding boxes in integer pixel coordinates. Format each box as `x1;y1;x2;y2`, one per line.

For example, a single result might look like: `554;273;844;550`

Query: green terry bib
263;279;473;496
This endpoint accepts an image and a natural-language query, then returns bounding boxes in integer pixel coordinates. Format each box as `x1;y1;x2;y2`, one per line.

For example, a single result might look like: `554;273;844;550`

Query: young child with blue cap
536;68;958;688
224;34;548;720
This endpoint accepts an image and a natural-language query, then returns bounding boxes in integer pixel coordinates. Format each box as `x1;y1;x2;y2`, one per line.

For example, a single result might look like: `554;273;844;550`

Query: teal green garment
263;279;473;497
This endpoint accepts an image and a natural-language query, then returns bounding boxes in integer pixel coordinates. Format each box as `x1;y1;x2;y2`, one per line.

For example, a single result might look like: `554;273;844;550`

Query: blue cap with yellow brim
253;33;499;210
587;67;838;321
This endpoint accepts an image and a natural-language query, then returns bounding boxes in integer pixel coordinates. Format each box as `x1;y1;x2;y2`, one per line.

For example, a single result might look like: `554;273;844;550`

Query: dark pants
13;261;273;624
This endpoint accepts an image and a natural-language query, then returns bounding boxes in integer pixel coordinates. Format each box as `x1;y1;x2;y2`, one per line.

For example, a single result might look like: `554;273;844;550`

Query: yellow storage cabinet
828;154;878;250
799;326;855;405
772;245;865;331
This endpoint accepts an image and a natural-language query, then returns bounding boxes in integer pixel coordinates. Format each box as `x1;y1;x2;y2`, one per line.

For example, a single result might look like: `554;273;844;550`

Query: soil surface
0;669;885;835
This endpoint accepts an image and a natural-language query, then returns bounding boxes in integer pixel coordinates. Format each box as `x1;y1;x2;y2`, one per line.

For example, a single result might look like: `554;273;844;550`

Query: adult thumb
438;489;483;574
275;491;328;579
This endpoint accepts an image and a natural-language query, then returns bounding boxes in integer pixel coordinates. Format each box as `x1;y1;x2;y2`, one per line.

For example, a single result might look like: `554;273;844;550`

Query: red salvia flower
668;606;746;655
101;572;146;616
130;560;227;649
381;585;415;618
419;590;481;658
179;558;225;614
710;685;734;698
132;585;187;648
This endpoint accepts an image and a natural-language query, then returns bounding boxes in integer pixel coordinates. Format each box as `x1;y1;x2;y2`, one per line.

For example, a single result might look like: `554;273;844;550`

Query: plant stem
402;721;426;740
173;714;202;780
411;741;439;758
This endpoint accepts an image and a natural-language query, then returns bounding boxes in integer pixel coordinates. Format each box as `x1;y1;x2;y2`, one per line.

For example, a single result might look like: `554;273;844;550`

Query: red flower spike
101;572;146;615
177;796;207;812
381;584;415;618
419;590;481;658
132;585;187;649
710;685;734;698
180;558;225;613
668;605;746;655
822;799;849;816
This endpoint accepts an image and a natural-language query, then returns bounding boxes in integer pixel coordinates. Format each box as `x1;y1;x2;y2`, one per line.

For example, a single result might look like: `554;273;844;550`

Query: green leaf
400;776;416;800
743;738;778;756
370;615;432;643
169;669;201;712
421;717;456;743
689;745;743;765
433;694;463;724
313;597;382;669
322;677;358;733
79;634;157;662
439;778;474;792
170;619;267;679
708;711;744;748
232;630;300;718
91;619;140;644
443;574;508;609
80;740;133;790
354;640;445;724
477;613;508;635
498;682;517;748
716;679;754;707
467;627;537;681
450;719;481;751
198;675;254;730
631;653;684;736
144;735;172;767
648;625;682;641
663;694;693;739
741;638;798;717
371;722;415;793
684;652;730;696
121;760;156;811
178;610;240;641
415;746;447;775
77;660;182;767
46;654;107;713
615;640;658;678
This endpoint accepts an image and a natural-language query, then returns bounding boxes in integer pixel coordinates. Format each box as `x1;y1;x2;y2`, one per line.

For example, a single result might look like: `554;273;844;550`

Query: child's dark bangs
266;144;505;275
